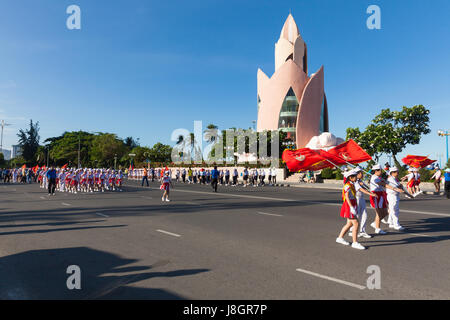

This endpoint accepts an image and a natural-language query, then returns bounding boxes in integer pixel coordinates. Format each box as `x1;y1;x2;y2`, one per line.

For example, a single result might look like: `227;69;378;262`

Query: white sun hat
389;166;399;174
372;164;382;171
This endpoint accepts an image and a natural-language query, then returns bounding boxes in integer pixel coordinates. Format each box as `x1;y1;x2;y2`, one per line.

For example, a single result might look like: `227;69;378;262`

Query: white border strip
296;268;366;290
156;229;181;237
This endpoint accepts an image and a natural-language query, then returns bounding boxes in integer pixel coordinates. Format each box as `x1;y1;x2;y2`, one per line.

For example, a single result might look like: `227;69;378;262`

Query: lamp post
144;152;151;170
0;120;12;152
438;130;449;165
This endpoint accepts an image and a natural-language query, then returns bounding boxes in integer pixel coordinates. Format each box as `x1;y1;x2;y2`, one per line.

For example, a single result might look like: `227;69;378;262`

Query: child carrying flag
336;169;366;250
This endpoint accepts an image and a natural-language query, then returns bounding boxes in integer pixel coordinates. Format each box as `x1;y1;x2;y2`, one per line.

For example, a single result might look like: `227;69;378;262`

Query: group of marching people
336;164;421;250
38;167;124;195
132;167;278;187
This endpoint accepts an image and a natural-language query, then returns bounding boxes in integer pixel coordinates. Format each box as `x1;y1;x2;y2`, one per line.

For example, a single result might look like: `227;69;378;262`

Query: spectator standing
47;167;57;195
141;167;149;187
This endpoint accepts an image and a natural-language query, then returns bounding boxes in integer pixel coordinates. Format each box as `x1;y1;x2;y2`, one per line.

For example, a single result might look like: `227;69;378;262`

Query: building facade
257;14;329;149
11;144;22;159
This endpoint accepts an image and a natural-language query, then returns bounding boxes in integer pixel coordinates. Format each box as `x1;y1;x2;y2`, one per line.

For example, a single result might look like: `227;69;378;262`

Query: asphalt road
0;180;449;300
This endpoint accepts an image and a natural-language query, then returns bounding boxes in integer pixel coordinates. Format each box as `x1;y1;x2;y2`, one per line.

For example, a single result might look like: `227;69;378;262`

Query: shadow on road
0;247;209;300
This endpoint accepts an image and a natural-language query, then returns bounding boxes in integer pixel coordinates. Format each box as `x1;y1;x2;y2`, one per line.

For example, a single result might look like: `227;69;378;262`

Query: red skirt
340;199;357;219
370;191;388;209
160;182;170;191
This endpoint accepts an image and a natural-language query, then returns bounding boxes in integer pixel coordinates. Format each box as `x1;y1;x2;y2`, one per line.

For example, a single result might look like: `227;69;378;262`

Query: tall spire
279;14;300;44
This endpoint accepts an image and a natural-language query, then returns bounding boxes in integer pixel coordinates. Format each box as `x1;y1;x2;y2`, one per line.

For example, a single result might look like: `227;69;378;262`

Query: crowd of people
38;167;125;195
130;167;278;188
336;164;450;251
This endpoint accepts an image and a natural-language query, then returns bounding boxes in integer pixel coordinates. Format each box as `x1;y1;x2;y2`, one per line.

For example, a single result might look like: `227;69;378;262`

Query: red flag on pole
61;163;68;169
282;139;372;172
282;148;330;172
323;139;372;165
402;155;436;168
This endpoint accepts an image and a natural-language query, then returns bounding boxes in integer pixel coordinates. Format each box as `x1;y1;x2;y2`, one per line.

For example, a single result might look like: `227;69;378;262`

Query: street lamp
437;130;449;164
144;152;151;169
0;120;12;152
129;153;136;169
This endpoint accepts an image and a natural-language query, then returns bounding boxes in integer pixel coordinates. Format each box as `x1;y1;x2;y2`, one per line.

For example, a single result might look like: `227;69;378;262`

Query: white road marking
257;211;283;217
156;229;181;237
95;212;109;218
40;196;46;200
296;268;366;290
61;202;71;206
141;196;153;199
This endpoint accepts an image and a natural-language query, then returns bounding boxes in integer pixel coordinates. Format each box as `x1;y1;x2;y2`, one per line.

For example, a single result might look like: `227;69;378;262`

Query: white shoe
351;242;366;250
358;232;372;239
336;237;350;246
375;229;387;234
394;226;404;231
370;222;377;230
165;199;170;202
381;218;389;225
389;224;396;229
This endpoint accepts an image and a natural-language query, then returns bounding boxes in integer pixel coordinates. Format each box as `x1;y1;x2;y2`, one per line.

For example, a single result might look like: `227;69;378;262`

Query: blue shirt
47;169;57;179
445;172;450;182
211;169;219;179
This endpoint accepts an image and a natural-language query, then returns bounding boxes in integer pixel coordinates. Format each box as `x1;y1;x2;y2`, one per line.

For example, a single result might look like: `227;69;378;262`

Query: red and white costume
369;175;387;209
340;182;357;219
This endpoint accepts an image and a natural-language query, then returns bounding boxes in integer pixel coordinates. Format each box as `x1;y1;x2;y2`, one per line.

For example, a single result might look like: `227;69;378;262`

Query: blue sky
0;0;449;165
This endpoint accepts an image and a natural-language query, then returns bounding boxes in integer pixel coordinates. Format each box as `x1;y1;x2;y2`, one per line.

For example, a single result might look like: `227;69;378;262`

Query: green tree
346;105;431;162
89;133;127;167
46;131;95;167
0;152;5;166
17;120;40;164
149;143;172;163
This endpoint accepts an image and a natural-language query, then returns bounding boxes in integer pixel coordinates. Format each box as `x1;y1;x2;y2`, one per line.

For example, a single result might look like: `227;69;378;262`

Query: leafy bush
320;168;335;179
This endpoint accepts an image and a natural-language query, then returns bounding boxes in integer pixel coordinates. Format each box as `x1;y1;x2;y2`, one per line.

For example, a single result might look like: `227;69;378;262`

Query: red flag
282;139;372;172
282;148;331;172
324;139;372;165
21;164;26;169
41;165;47;171
402;155;436;168
129;164;134;171
33;165;39;173
61;163;68;169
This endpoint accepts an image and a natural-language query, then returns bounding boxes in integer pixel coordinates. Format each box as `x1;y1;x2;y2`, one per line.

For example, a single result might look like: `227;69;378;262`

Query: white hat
344;169;357;178
445;168;450;172
372;164;382;171
389;166;399;174
353;166;363;173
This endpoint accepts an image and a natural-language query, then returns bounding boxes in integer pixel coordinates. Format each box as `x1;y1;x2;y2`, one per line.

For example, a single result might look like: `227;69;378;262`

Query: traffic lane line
295;267;366;290
61;202;71;206
256;211;283;217
95;212;109;218
156;229;181;237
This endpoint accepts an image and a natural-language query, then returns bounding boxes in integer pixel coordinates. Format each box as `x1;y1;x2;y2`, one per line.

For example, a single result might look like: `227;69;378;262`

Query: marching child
161;171;173;202
336;169;366;250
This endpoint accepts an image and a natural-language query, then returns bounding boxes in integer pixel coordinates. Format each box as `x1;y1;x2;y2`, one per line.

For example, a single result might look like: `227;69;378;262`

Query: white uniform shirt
386;175;401;197
370;175;384;192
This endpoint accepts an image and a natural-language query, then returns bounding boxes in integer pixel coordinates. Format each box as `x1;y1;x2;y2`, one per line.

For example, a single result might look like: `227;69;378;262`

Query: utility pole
78;130;81;169
0;120;12;152
438;130;449;165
